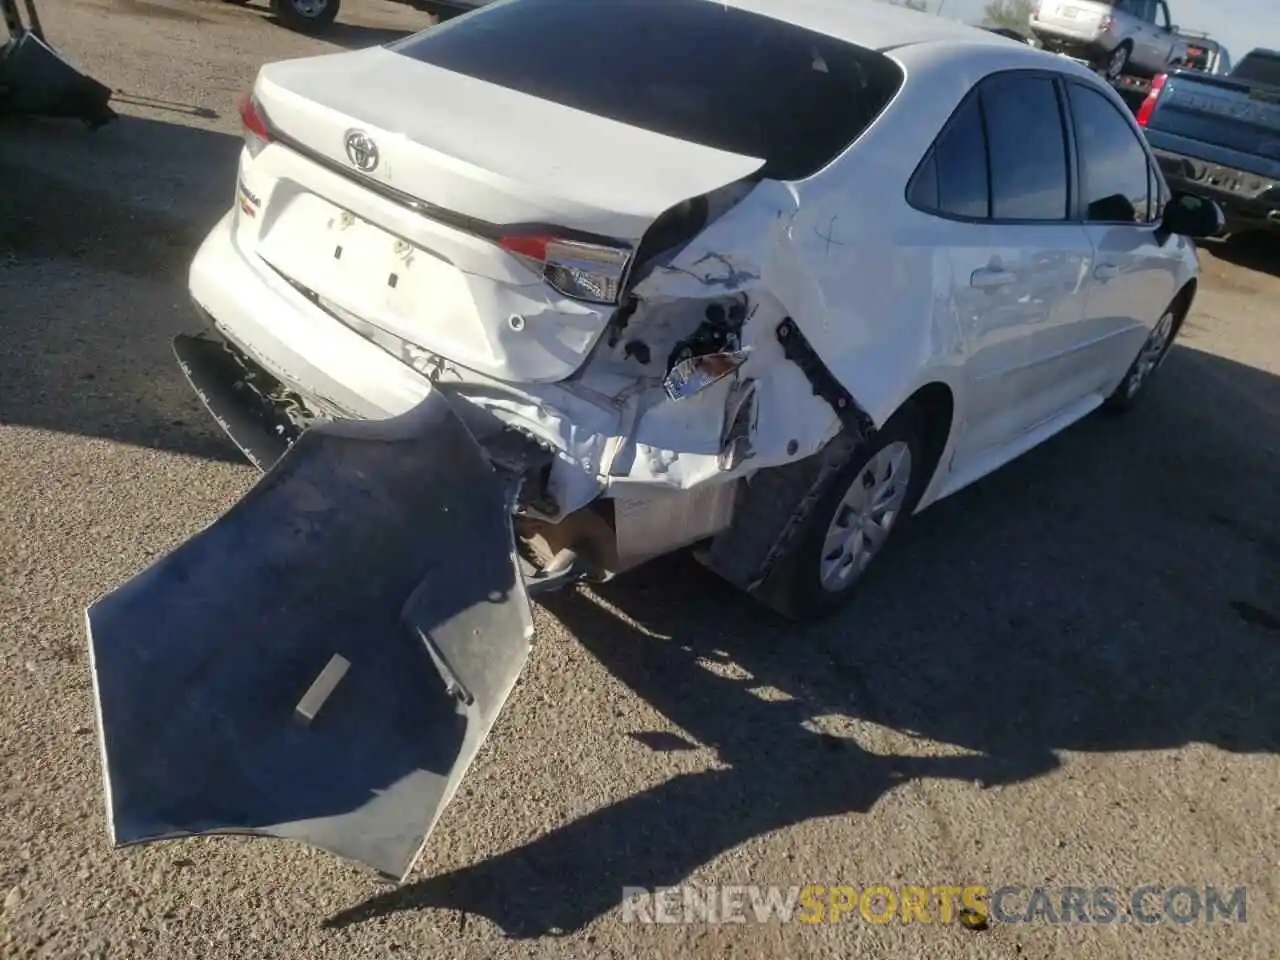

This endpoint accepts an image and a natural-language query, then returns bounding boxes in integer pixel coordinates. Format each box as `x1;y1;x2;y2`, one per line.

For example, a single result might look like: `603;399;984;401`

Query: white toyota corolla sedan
193;0;1220;615
86;0;1224;882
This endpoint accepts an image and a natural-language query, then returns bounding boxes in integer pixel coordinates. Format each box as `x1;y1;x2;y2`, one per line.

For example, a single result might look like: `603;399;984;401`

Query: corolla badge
344;130;379;173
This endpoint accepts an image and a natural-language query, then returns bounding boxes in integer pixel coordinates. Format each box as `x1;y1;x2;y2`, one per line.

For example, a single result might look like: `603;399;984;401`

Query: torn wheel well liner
775;318;875;445
903;381;955;501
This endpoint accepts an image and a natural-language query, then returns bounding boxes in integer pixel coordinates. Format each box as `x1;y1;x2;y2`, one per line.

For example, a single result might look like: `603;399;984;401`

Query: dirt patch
106;0;211;22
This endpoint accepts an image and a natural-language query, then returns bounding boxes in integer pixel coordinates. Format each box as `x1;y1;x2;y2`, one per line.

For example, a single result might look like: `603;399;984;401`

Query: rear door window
389;0;904;181
1117;0;1150;21
1067;83;1153;222
936;99;990;218
981;74;1071;220
908;71;1070;222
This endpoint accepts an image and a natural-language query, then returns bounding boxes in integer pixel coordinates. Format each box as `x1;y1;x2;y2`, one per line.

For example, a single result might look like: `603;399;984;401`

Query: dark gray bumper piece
172;333;298;472
85;389;534;881
0;31;116;128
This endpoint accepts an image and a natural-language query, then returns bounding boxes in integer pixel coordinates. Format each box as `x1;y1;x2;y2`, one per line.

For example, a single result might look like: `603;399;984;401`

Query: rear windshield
1182;42;1217;72
1231;51;1280;88
389;0;904;181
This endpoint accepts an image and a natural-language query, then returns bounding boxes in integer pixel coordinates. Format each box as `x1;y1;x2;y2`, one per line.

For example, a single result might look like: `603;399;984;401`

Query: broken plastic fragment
663;348;751;402
294;654;351;726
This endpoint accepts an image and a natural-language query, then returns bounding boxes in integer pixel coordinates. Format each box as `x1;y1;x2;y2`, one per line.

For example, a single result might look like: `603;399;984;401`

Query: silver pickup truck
1030;0;1189;79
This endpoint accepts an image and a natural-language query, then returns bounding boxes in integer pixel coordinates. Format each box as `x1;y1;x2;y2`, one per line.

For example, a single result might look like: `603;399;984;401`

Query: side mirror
1162;192;1225;239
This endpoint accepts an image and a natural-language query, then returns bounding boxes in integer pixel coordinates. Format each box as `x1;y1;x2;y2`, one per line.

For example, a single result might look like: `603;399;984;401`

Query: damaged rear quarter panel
625;170;962;489
618;180;843;487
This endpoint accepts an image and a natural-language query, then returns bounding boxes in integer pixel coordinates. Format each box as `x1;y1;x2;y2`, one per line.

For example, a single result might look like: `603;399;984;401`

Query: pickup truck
1138;48;1280;234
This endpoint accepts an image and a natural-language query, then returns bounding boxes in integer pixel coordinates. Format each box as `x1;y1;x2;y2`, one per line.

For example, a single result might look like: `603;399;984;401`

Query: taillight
498;234;632;305
238;93;272;159
1099;13;1114;30
1136;73;1169;127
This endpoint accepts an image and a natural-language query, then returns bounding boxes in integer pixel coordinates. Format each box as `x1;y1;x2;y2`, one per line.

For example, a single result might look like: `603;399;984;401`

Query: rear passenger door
1065;80;1181;391
912;71;1095;465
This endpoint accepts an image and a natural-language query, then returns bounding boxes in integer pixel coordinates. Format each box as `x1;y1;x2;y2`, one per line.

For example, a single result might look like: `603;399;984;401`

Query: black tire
1103;296;1188;414
752;403;929;622
1102;41;1132;80
408;0;465;19
271;0;339;33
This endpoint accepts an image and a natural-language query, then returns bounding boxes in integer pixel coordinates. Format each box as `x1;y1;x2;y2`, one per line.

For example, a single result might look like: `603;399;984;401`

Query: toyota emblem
344;130;379;173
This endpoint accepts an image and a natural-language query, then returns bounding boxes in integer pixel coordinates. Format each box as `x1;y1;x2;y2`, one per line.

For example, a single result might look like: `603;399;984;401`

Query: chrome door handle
971;267;1015;289
1094;263;1120;281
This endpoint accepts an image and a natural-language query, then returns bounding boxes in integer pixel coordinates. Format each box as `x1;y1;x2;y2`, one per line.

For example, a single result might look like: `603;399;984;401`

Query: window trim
1063;77;1166;228
905;67;1077;227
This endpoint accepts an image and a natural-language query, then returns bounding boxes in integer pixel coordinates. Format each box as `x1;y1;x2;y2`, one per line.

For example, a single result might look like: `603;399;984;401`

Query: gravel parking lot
1;1;1278;957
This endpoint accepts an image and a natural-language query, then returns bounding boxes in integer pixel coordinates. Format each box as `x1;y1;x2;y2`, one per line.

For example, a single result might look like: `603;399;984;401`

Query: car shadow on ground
1204;232;1280;277
0;114;247;463
326;344;1280;938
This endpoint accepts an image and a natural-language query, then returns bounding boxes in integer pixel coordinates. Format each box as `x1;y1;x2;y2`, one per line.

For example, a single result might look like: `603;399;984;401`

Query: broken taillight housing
238;93;273;159
1136;73;1169;127
498;234;631;305
664;348;751;402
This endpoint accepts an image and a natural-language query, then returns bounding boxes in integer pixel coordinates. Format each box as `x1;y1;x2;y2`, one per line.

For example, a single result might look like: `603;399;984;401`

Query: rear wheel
1103;42;1132;80
754;404;929;621
271;0;339;33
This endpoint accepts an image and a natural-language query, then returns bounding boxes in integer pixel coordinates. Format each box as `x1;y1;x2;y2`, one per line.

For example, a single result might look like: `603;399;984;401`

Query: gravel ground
1;1;1278;957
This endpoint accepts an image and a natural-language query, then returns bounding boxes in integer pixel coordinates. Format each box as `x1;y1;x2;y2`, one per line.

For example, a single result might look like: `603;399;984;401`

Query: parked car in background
1139;48;1280;235
89;0;1224;885
268;0;494;34
1176;31;1232;75
1031;0;1188;79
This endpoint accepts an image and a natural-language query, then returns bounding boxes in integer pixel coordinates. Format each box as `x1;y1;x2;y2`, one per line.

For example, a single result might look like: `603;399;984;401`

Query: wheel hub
819;441;913;593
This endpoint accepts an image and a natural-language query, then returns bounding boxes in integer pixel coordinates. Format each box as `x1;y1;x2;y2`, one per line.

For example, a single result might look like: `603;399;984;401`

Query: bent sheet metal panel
85;389;534;881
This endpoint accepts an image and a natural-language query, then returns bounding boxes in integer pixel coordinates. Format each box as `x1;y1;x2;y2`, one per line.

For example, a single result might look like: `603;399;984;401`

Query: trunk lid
256;46;765;242
239;46;763;384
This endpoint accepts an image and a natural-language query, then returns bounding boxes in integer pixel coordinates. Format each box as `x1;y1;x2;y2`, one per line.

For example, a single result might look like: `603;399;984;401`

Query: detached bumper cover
86;389;534;881
173;332;301;472
0;32;116;127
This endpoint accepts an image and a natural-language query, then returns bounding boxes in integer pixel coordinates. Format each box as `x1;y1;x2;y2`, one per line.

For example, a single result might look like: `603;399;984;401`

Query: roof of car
718;0;1013;52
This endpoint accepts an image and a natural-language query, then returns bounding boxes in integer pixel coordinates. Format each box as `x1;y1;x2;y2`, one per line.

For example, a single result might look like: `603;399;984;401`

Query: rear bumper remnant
86;389;535;881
